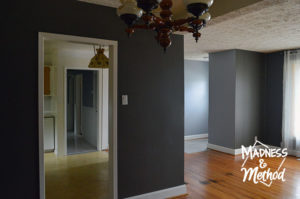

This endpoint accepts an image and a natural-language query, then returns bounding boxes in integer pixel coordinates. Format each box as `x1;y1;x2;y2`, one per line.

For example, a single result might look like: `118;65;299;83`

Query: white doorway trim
38;32;118;199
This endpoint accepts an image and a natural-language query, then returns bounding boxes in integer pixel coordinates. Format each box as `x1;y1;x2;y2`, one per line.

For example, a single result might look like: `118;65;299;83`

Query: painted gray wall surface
118;35;184;197
184;60;209;136
209;50;265;149
263;52;284;147
235;50;265;148
209;50;236;149
3;1;184;198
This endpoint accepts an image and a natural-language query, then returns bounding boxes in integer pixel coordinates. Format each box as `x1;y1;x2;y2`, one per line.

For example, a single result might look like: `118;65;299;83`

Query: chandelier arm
174;26;194;33
152;15;164;25
190;19;204;27
132;24;157;30
141;14;154;25
172;17;195;27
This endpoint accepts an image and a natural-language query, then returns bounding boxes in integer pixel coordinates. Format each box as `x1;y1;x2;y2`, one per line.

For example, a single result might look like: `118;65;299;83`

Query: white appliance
44;116;55;152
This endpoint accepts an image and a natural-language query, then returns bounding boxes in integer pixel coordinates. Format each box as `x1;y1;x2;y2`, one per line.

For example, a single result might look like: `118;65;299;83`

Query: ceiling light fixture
88;46;109;68
117;0;213;52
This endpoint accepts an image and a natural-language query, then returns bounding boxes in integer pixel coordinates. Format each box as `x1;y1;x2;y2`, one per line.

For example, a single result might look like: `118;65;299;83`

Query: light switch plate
122;95;128;105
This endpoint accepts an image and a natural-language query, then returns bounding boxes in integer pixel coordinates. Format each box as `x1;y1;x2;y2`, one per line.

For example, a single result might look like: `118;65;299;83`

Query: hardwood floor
185;150;300;199
45;151;109;199
44;149;300;199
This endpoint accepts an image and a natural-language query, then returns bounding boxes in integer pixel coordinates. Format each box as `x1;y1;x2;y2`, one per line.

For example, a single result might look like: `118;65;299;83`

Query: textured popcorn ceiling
78;0;263;18
185;0;300;60
78;0;300;60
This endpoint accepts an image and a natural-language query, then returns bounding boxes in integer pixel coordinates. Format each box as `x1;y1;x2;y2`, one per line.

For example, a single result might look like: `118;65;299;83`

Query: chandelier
117;0;213;51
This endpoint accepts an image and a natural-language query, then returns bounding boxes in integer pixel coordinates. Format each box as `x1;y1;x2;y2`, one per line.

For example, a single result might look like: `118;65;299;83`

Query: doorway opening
38;33;118;199
184;59;209;154
66;69;109;155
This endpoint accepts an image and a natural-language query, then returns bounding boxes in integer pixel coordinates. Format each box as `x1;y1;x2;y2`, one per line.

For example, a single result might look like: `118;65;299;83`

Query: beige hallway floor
45;151;109;199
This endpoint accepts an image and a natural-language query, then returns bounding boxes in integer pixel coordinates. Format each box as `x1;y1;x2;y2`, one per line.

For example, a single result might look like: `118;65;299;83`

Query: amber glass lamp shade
88;49;109;69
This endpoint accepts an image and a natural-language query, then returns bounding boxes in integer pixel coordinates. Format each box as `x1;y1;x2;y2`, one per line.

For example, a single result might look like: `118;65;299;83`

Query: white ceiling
78;0;300;60
78;0;264;18
185;0;300;60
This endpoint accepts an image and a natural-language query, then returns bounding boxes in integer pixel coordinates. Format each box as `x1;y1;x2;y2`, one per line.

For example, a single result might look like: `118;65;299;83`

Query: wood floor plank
184;150;300;199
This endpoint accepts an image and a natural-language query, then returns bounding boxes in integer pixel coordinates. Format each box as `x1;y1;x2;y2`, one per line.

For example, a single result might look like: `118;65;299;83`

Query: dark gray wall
235;50;265;148
209;50;236;149
209;50;265;149
184;60;209;136
263;51;284;147
3;1;184;198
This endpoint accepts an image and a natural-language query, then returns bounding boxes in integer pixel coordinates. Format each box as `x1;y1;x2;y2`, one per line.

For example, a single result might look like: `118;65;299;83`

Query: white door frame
38;32;118;199
65;67;104;152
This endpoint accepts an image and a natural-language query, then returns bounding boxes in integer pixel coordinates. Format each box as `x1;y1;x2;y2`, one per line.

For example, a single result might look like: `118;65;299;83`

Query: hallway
67;132;97;155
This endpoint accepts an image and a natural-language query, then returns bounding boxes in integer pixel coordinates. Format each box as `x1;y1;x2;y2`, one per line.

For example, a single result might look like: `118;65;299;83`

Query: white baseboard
125;185;187;199
207;143;250;155
235;148;247;155
208;142;300;157
185;134;208;141
207;143;236;155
